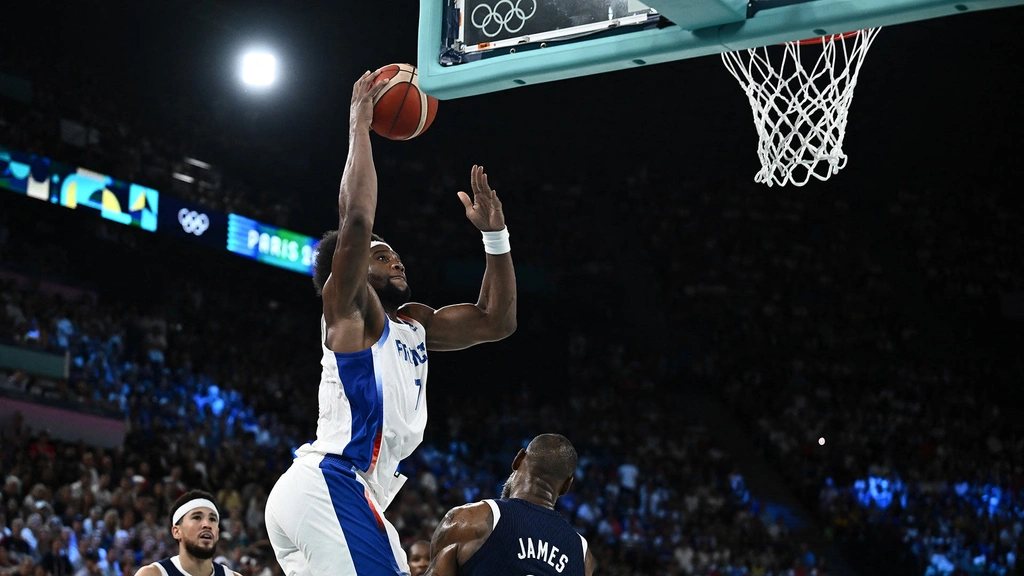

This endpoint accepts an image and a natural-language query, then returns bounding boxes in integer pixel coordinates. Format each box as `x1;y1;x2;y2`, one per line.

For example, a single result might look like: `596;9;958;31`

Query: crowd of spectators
5;132;1023;576
373;158;1024;576
1;267;825;576
4;12;1024;574
625;172;1024;576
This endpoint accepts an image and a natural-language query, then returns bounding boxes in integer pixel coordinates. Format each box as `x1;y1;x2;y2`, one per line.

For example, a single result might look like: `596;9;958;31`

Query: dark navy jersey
461;499;588;576
152;556;228;576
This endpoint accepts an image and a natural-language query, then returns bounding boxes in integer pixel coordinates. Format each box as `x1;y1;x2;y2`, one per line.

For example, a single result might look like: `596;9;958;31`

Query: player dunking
424;434;595;576
136;491;240;576
265;70;517;576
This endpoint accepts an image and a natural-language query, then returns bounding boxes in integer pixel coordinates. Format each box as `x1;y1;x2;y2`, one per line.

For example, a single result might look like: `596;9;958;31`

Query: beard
184;538;217;560
500;472;514;499
376;281;412;309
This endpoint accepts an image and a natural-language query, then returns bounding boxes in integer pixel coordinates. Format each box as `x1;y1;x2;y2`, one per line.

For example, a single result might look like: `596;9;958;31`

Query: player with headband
265;71;518;575
136;490;240;576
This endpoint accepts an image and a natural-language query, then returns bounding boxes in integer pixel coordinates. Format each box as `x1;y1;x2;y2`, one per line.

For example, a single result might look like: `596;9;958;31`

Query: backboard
417;0;1024;100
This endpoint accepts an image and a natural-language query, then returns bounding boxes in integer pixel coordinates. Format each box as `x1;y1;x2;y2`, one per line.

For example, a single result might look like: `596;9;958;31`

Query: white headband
370;240;392;250
172;498;219;525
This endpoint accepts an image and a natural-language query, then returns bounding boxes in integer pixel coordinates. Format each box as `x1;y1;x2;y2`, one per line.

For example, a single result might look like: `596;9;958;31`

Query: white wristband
482;227;510;255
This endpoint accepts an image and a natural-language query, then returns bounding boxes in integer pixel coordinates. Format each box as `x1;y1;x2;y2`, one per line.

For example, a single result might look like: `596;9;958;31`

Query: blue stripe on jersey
369;337;386;472
319;457;403;575
333;316;390;470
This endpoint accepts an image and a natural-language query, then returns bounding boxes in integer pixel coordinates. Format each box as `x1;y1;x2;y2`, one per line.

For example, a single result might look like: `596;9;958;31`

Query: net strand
722;28;881;187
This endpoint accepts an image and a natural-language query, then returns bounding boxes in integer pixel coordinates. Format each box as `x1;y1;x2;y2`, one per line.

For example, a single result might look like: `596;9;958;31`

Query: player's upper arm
325;212;373;317
135;566;160;576
399;302;511;352
585;547;597;576
426;502;493;574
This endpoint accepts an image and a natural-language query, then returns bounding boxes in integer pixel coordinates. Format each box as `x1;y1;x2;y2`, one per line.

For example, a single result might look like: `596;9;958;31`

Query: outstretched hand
457;165;506;232
350;69;388;131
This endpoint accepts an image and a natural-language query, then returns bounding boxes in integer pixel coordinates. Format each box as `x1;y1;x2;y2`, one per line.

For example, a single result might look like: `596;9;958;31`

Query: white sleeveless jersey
294;313;429;509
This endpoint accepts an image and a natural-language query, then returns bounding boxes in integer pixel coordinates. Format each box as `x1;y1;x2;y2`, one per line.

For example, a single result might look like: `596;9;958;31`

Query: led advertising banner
0;146;50;201
227;214;318;276
1;145;159;232
2;144;319;276
157;195;228;249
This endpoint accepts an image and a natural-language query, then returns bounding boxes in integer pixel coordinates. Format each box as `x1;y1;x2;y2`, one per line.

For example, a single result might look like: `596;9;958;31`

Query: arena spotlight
240;51;277;87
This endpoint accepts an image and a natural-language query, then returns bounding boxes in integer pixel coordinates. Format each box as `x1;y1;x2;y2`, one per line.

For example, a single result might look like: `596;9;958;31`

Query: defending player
424;434;595;576
136;491;240;576
265;70;517;575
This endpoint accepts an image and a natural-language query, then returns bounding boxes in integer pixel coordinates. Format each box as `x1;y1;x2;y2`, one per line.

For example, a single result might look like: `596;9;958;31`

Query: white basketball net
721;28;881;187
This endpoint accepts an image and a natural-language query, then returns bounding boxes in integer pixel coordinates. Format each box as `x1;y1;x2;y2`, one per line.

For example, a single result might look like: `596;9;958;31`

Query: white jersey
294;313;429;510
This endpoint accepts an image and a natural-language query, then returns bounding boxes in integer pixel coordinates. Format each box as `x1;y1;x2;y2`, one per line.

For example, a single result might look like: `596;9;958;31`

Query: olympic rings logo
471;0;537;38
178;208;210;236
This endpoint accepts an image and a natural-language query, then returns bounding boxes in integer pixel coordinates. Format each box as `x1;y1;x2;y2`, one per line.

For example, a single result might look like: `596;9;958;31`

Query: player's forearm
475;253;517;339
338;125;378;227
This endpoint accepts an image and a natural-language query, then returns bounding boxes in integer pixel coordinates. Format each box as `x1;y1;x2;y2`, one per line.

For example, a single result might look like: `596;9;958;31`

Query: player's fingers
369;76;389;97
368;68;387;89
457;191;474;212
475;165;486;194
352;71;370;99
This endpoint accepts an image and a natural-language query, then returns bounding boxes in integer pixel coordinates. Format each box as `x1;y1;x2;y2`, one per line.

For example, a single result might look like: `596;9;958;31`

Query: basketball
370;63;438;141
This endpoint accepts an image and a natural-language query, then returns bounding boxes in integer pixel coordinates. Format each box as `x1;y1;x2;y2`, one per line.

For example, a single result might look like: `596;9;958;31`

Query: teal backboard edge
417;0;1024;100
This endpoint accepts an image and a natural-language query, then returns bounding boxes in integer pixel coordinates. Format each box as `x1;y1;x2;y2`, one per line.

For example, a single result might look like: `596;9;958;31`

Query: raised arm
423;503;493;576
400;166;517;351
323;71;389;351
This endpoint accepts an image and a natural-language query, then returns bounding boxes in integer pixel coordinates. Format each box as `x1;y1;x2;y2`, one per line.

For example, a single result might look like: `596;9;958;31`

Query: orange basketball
370;64;438;141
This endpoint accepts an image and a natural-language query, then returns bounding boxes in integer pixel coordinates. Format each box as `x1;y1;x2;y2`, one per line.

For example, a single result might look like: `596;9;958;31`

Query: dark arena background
2;2;1023;575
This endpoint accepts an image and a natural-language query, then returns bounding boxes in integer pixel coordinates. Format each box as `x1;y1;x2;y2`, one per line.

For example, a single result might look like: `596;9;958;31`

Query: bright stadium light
240;51;277;87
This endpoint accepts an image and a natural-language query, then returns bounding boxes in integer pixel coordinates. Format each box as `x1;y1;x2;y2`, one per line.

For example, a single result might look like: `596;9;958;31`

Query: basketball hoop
722;28;881;187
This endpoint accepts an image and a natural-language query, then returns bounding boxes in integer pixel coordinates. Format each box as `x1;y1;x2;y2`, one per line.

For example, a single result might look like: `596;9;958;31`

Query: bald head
523;434;578;485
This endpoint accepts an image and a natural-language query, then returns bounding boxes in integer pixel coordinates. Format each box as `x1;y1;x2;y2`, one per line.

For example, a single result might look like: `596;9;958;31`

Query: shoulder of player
135;564;162;576
323;288;392;352
132;560;238;576
216;564;242;576
440;501;493;541
397;302;435;329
